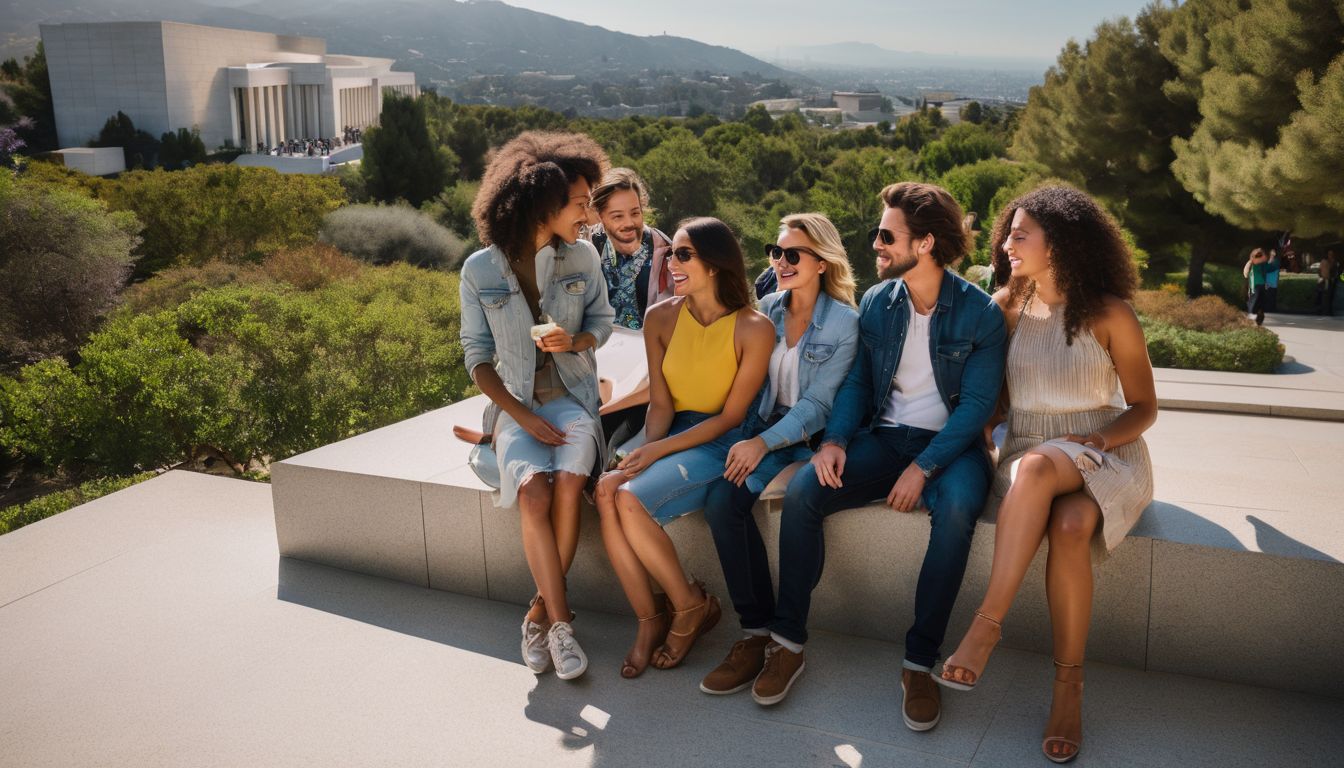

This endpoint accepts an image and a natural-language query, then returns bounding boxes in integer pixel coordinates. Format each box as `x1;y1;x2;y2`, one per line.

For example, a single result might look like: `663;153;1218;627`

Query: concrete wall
42;22;170;149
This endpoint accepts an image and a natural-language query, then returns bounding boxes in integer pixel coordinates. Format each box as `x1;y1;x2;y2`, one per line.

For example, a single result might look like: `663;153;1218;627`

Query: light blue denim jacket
459;240;615;481
743;290;861;451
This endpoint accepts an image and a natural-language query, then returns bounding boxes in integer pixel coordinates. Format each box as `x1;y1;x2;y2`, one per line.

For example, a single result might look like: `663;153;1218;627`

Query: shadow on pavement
1247;515;1339;563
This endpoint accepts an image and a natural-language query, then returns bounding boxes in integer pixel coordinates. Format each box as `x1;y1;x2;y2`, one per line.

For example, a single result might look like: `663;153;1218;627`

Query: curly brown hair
989;185;1138;344
471;131;609;261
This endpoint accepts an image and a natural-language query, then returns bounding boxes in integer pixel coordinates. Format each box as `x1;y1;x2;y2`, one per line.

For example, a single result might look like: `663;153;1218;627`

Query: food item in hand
530;321;559;341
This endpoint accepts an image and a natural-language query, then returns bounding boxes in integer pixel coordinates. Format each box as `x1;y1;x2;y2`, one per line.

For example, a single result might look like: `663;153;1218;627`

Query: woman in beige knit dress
937;186;1156;764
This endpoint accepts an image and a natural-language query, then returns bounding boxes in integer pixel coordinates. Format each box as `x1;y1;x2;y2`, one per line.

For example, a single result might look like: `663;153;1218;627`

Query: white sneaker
521;618;551;673
547;621;588;680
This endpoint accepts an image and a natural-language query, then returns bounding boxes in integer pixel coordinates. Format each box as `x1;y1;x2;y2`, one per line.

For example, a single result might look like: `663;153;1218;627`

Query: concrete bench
271;395;1344;699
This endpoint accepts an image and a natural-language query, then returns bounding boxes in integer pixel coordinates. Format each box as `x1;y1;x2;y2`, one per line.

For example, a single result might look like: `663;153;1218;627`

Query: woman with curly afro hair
937;185;1156;764
460;131;614;680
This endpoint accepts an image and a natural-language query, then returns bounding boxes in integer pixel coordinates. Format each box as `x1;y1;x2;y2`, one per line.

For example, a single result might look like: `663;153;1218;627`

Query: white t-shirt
879;308;950;431
768;338;801;413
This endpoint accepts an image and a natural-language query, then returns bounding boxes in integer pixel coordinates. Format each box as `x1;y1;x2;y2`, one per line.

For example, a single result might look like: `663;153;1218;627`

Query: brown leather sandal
652;583;721;670
1042;659;1084;764
620;594;669;679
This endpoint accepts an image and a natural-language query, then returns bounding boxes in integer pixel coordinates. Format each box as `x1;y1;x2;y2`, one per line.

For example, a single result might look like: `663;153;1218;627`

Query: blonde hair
779;213;857;307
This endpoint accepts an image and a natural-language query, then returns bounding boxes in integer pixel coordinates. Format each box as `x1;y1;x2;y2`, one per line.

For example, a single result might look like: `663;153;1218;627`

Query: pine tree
361;93;454;207
1166;0;1344;237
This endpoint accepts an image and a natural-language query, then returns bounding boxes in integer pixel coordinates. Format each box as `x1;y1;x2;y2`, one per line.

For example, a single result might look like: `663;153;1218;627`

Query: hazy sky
499;0;1154;60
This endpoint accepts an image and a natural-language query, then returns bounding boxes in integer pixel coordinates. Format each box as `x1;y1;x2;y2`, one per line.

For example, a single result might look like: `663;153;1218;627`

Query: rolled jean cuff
902;658;933;674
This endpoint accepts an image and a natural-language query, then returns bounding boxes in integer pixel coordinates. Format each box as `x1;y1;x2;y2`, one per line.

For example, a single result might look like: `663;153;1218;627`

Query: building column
274;85;286;144
266;86;277;147
248;87;260;152
230;88;241;149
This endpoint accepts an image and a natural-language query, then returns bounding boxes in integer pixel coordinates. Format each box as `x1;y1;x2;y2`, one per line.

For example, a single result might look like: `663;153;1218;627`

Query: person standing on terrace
459;132;615;681
938;185;1157;765
594;217;775;680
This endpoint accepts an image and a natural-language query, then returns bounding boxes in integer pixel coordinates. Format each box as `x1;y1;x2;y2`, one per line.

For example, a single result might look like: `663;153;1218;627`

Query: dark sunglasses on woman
868;227;897;246
764;244;821;266
668;247;696;263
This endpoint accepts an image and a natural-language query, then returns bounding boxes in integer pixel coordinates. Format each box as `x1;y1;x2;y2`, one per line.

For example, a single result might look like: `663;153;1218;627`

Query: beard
609;226;642;249
877;251;918;281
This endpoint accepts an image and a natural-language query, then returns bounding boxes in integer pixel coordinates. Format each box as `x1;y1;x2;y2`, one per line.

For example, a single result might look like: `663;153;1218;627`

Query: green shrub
0;472;156;535
320;204;467;269
1141;317;1284;373
1;267;472;474
1273;272;1322;312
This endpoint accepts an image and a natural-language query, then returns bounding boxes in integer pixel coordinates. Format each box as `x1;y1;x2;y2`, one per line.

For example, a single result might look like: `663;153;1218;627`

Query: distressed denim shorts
622;410;743;525
493;395;600;509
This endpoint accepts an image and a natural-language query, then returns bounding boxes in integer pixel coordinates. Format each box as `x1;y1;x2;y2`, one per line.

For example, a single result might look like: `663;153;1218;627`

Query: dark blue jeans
706;425;989;669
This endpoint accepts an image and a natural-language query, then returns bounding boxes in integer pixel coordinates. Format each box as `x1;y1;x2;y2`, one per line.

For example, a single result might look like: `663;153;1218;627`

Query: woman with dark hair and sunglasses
937;185;1156;764
697;213;860;699
594;217;775;679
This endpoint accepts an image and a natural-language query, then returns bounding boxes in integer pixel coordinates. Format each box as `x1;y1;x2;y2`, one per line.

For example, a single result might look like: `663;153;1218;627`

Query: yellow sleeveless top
662;301;740;414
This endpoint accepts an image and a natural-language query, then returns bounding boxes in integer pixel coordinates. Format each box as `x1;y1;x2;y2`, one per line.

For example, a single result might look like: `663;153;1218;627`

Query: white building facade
40;21;418;152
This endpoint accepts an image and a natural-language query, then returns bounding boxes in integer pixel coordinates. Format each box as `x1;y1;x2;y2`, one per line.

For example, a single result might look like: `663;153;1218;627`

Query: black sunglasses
764;244;821;266
868;227;897;246
668;247;696;263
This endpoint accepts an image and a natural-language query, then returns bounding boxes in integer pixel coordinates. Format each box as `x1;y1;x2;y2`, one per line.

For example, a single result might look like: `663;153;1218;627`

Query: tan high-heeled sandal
1042;659;1084;764
620;594;669;679
935;610;1002;691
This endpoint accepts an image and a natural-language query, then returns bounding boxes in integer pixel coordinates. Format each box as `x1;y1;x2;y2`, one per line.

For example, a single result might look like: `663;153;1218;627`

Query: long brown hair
989;185;1138;344
679;217;752;313
471;131;608;262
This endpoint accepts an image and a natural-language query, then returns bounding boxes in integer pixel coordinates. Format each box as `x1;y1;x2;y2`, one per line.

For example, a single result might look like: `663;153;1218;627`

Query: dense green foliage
22;162;346;277
0;472;157;535
0;171;141;367
0;262;472;475
361;93;455;206
1165;0;1344;236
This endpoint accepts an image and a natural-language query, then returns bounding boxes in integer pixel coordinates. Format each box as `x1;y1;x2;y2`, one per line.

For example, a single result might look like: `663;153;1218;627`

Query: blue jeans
623;411;743;525
759;425;988;669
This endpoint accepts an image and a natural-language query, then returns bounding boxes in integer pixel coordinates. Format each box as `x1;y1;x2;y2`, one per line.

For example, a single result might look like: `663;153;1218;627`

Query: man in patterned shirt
588;168;674;330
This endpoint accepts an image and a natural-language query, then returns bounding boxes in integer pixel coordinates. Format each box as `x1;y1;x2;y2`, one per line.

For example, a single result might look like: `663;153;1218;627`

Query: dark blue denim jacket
821;270;1006;477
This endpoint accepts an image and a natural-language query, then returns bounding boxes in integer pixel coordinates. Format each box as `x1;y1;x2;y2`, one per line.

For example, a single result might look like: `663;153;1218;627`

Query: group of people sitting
257;136;347;157
458;131;1157;764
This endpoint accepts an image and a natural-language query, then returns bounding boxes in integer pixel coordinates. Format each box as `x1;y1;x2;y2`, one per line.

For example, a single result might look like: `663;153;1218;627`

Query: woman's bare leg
1042;491;1099;761
596;475;667;676
525;471;587;625
942;447;1083;685
517;474;570;625
614;488;699;610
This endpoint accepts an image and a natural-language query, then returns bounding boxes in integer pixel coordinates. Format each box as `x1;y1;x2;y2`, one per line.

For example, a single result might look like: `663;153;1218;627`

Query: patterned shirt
600;231;653;330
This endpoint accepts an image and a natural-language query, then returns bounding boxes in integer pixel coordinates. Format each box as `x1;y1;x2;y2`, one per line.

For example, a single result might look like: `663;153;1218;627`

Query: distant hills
1;0;804;84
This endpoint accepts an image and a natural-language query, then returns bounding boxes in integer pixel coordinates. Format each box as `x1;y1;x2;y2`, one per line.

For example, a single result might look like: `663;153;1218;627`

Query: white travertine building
39;21;418;152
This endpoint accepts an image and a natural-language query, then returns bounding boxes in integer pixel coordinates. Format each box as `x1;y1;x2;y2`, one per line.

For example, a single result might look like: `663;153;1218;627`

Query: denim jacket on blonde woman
742;289;860;451
459;240;615;483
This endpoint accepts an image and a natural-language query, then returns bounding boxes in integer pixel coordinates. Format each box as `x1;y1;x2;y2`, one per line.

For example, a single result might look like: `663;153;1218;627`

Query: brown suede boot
751;642;806;706
901;668;942;731
700;635;771;695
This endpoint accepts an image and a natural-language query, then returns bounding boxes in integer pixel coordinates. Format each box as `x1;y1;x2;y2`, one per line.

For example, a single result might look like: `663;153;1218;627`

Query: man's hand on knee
886;463;927;513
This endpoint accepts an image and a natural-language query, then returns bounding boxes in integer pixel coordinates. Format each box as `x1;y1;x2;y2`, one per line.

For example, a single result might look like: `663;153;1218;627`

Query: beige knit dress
988;293;1153;561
